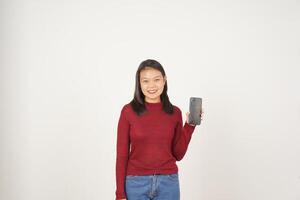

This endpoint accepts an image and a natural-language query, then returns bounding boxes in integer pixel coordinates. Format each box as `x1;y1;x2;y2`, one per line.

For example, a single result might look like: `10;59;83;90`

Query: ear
164;76;167;83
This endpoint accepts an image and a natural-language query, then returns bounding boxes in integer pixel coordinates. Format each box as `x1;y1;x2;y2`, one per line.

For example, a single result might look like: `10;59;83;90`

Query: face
140;67;166;103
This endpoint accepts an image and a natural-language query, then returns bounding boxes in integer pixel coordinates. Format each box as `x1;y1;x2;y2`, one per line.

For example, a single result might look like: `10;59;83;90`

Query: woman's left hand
186;109;204;126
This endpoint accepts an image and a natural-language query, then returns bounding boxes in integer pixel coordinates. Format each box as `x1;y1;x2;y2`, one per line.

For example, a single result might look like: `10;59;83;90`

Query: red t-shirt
115;101;196;199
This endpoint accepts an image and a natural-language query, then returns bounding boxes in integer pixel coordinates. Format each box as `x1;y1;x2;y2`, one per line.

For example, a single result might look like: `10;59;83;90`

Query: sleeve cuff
116;191;126;199
184;121;196;132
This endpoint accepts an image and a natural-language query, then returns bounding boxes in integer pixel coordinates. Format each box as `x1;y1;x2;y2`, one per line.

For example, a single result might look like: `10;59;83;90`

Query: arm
115;106;130;200
172;109;196;161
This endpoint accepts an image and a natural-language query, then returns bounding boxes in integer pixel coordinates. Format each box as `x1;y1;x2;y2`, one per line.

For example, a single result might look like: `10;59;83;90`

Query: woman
115;59;203;200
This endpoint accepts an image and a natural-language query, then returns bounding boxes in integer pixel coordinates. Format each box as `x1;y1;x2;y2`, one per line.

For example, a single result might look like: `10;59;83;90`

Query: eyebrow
141;75;162;80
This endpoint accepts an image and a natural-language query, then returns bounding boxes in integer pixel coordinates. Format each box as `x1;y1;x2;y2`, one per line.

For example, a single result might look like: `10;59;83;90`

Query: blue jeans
125;173;180;200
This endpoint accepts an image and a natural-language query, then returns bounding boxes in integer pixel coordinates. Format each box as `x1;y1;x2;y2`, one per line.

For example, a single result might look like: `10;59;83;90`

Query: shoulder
120;102;132;113
172;104;182;115
118;103;133;122
172;105;184;123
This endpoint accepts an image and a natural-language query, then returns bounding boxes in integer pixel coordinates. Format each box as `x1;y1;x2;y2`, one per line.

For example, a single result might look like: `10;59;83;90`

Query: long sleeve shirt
115;101;196;199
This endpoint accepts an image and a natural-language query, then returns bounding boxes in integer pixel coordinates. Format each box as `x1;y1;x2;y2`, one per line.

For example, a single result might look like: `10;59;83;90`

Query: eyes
142;79;161;83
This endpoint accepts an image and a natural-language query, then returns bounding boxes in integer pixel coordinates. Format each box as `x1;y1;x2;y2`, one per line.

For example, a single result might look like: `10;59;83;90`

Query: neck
145;101;162;109
145;97;161;103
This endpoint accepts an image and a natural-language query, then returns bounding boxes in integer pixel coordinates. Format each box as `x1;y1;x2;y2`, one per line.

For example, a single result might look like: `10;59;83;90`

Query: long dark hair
130;59;174;116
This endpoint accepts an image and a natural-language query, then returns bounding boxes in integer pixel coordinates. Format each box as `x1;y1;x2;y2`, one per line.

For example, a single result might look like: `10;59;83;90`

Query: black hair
130;59;174;116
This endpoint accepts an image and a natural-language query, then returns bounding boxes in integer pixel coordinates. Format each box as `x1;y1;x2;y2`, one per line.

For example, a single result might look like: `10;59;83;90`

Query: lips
148;90;157;94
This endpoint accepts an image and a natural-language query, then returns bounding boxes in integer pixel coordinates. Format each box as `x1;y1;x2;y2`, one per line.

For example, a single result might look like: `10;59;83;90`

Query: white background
1;0;300;199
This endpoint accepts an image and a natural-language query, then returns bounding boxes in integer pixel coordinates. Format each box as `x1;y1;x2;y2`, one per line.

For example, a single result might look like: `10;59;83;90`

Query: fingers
186;110;204;123
200;109;204;121
186;112;189;123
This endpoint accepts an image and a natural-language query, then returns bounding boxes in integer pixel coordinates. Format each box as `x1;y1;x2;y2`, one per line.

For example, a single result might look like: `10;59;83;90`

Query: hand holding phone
187;97;202;125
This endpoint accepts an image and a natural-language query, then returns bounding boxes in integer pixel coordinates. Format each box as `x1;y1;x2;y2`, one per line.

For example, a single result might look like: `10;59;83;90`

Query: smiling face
140;67;166;103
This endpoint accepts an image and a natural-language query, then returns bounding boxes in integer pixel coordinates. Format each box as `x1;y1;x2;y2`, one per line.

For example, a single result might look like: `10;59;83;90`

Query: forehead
140;67;163;79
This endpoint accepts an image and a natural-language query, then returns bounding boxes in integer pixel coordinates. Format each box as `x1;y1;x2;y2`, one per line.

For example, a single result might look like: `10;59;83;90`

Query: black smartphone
188;97;202;125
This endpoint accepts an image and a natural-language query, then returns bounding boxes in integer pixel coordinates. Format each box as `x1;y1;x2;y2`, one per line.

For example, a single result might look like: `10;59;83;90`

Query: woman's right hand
186;108;204;125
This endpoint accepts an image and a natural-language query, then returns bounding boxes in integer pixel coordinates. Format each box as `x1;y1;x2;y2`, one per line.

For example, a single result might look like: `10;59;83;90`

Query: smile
148;90;157;94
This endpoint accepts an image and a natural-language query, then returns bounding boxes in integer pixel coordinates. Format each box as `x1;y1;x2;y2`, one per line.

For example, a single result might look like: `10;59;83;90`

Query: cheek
140;85;148;93
140;83;146;90
158;82;165;90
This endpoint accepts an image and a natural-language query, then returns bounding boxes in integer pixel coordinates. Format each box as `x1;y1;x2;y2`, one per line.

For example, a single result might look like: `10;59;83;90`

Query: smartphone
188;97;202;125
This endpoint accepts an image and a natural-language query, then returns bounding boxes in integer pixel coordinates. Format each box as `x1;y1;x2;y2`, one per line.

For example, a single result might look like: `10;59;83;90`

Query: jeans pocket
125;175;141;183
166;173;179;182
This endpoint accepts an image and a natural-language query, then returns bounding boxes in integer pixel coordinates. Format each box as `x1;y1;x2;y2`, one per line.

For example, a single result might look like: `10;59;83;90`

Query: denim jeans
125;173;180;200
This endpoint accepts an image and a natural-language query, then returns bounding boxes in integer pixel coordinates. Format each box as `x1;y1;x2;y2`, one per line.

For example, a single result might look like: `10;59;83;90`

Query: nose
148;82;156;88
